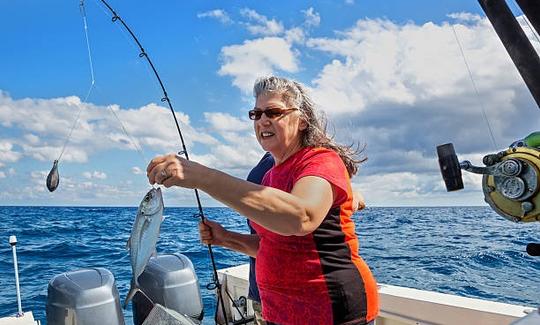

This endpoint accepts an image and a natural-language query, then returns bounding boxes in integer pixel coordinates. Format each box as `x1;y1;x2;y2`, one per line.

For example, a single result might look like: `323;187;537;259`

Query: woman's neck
272;142;304;166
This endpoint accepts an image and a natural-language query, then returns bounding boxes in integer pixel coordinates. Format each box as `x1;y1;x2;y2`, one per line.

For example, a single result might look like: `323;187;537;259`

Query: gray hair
253;76;365;176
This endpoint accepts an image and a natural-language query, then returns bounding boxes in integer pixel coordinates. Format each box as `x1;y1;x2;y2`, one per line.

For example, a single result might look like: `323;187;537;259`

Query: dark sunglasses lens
265;108;283;118
249;110;262;120
249;108;290;120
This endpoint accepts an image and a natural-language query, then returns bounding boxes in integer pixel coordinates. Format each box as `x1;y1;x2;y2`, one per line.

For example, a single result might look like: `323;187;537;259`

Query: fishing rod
87;0;229;322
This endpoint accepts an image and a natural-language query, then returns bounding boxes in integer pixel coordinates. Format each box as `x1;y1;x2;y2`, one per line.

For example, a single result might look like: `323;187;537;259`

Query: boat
2;0;540;324
216;264;537;325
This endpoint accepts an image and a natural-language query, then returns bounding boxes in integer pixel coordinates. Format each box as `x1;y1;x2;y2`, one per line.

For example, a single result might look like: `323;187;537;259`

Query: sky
1;0;539;207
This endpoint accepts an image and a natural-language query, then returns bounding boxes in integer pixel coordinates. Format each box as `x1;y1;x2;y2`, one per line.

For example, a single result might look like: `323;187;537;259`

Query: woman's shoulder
295;147;346;174
302;146;341;161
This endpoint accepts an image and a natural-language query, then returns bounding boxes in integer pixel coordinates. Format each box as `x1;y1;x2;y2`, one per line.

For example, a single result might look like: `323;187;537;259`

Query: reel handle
437;143;464;192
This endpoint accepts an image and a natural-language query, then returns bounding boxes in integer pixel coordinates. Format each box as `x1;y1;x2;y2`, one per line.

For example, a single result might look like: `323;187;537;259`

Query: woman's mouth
260;131;275;139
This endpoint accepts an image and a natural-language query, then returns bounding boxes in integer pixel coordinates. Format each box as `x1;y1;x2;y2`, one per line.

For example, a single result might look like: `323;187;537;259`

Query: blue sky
1;0;539;206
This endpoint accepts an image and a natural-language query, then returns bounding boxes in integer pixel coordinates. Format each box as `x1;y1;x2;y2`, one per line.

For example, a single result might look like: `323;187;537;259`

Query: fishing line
90;0;228;321
56;1;97;162
450;22;499;151
79;0;148;167
94;0;159;88
107;103;148;163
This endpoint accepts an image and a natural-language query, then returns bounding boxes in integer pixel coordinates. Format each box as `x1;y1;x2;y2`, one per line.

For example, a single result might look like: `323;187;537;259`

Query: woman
147;76;379;325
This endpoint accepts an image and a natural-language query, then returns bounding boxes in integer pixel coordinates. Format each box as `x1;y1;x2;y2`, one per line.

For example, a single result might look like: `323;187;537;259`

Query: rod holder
9;235;23;317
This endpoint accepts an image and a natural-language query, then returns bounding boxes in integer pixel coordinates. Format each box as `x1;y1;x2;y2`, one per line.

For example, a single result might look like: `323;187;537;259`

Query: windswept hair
253;76;366;176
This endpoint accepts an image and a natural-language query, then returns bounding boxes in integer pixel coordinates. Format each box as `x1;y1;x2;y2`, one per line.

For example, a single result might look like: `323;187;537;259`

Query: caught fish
46;160;60;192
124;187;165;309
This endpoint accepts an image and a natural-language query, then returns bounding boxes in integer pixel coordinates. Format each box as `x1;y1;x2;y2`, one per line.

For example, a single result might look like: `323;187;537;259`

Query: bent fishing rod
89;0;228;321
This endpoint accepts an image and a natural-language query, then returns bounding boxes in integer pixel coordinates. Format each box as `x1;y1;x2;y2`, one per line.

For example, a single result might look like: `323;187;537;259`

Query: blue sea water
0;206;539;324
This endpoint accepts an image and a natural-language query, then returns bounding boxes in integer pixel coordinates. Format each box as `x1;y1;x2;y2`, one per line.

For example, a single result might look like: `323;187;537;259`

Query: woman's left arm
147;154;334;236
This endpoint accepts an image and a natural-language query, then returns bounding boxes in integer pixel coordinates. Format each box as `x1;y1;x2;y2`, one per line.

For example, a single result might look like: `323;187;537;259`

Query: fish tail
123;279;138;309
123;279;154;309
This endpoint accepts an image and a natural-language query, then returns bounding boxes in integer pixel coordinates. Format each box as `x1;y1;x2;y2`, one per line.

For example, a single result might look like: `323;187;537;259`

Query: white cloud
31;170;47;179
203;112;252;132
0;171;5;178
303;8;321;28
0;140;22;165
23;144;88;163
447;12;482;23
240;8;284;36
197;9;232;24
192;112;264;173
219;37;299;92
83;171;107;180
24;134;40;145
306;17;524;115
132;166;144;175
8;168;15;175
285;27;306;44
0;94;219;163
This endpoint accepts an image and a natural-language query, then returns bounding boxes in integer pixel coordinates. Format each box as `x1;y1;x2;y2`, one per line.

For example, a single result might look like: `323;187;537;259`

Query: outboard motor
46;268;124;325
133;253;203;325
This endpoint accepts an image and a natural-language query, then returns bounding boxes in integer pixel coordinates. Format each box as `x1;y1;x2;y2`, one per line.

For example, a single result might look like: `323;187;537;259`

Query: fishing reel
437;132;540;256
437;132;540;222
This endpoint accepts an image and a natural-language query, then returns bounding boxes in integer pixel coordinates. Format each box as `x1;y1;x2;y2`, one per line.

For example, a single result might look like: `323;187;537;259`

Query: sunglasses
248;107;298;120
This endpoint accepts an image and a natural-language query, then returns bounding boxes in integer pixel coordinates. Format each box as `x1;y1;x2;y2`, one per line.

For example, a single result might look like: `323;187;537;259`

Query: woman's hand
352;191;366;213
146;153;208;189
199;219;229;246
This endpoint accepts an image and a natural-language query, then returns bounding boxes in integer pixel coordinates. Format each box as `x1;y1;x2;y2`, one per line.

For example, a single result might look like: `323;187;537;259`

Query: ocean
0;206;539;324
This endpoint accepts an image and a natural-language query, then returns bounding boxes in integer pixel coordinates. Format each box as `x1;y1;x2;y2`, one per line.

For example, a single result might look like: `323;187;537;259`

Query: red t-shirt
252;147;379;325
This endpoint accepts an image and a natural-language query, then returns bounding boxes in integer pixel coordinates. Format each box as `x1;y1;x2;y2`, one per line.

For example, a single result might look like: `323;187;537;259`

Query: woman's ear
299;118;308;131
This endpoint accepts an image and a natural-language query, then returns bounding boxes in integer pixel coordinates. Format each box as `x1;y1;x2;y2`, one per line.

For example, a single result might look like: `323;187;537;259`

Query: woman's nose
257;114;272;125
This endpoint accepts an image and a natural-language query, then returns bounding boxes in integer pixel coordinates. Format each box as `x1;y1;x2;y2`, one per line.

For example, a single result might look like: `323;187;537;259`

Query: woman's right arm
199;220;260;257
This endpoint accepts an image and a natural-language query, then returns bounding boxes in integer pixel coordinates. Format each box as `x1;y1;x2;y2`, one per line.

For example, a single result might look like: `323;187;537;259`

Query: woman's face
254;92;306;163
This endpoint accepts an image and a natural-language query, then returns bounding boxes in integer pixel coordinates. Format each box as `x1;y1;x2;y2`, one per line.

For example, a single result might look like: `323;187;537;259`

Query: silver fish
124;187;165;308
46;160;60;192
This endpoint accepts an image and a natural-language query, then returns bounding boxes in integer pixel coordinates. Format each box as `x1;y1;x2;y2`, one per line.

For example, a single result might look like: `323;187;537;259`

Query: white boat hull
217;264;536;325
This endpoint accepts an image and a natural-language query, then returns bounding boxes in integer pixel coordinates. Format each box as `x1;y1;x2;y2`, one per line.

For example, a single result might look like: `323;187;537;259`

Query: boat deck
0;312;39;325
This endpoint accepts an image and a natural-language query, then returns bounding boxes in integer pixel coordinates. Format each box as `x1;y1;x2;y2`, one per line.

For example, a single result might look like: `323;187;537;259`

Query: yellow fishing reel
437;132;540;223
481;146;540;222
